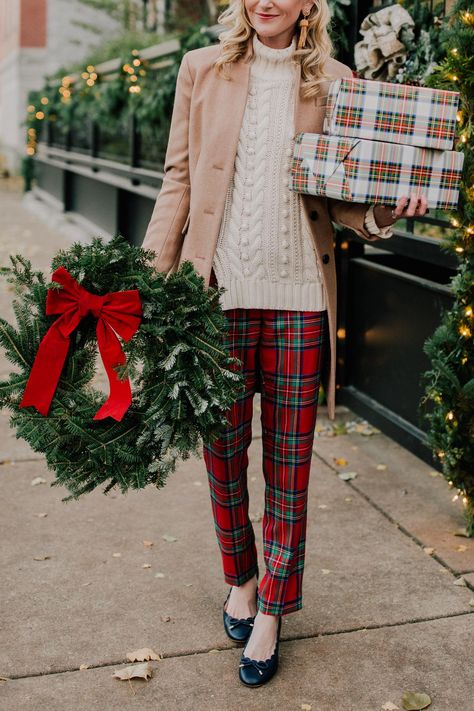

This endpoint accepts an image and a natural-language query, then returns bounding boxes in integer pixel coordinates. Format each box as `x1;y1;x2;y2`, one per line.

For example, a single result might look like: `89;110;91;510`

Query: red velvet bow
19;266;142;421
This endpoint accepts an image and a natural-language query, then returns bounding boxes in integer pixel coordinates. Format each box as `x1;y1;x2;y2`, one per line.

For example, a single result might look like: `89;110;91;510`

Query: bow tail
93;319;132;422
19;322;71;416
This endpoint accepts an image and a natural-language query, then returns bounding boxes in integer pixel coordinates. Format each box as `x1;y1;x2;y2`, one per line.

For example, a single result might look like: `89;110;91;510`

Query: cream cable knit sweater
212;33;391;312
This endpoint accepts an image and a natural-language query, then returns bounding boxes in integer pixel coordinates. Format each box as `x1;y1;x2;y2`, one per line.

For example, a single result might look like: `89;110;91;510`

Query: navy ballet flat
223;586;258;644
238;615;282;687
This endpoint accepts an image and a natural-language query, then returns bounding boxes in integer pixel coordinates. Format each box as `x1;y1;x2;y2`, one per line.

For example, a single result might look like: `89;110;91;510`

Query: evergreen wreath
0;235;244;502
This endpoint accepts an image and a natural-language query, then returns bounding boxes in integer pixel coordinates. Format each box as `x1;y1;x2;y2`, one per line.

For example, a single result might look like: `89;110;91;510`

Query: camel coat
142;37;384;421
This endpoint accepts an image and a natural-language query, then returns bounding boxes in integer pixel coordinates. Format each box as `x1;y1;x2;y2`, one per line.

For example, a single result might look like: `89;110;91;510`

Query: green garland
419;0;474;534
0;235;244;502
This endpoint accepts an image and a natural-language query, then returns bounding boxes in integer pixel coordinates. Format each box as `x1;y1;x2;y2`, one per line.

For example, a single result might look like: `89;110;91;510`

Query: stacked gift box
290;77;465;210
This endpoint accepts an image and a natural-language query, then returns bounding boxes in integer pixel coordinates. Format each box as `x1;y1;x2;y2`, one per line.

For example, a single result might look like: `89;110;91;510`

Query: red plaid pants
202;301;328;616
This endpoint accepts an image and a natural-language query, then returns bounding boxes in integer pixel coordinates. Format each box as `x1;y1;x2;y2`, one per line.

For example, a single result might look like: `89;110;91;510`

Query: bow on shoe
239;654;274;676
228;616;255;631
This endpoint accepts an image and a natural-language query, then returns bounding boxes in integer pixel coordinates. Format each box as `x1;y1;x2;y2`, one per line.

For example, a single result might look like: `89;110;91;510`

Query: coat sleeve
141;52;193;270
325;64;387;242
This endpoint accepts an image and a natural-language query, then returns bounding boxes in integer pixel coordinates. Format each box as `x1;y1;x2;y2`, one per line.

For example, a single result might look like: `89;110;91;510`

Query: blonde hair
213;0;336;100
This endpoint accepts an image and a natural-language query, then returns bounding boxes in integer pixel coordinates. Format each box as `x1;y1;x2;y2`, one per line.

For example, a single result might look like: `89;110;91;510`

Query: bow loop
19;266;142;421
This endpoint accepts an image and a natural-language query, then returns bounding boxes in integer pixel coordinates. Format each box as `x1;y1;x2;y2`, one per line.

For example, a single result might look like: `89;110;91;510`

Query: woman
142;0;428;687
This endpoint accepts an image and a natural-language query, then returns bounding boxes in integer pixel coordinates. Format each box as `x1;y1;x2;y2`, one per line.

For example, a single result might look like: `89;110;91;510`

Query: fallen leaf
82;582;91;587
35;513;48;518
344;496;353;502
184;583;193;587
112;662;153;681
79;664;90;671
162;534;177;543
338;471;358;480
154;572;165;578
453;528;470;537
31;476;47;486
33;555;50;561
376;464;387;471
0;676;10;683
112;552;122;558
0;460;11;466
143;540;154;548
321;568;331;574
454;576;466;586
301;704;312;710
423;547;435;555
318;504;328;509
160;615;171;622
334;457;348;466
429;471;441;478
400;691;432;710
142;563;152;569
456;544;468;552
127;648;161;662
208;649;220;654
382;703;399;710
468;598;474;607
193;481;202;486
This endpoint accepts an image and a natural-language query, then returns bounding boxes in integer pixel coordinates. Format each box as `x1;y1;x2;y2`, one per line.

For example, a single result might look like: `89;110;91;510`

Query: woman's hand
373;194;429;228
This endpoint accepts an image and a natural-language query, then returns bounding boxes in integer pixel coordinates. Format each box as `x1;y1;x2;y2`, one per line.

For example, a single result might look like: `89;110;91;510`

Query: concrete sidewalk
1;180;473;711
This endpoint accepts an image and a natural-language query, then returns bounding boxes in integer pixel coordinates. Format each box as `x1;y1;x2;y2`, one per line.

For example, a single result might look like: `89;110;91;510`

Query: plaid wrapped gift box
324;77;460;151
290;133;464;210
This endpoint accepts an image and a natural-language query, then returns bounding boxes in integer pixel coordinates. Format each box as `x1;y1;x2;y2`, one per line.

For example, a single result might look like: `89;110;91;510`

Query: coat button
309;210;318;221
322;253;330;264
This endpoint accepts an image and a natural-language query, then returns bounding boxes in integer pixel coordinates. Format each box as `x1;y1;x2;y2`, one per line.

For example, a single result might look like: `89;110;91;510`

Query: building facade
0;0;120;173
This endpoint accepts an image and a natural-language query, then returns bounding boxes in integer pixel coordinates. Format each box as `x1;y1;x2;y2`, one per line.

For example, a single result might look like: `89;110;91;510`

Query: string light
81;65;97;88
459;325;471;337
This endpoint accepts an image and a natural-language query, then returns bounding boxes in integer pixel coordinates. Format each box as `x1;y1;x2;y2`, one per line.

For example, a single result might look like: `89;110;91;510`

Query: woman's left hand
373;194;429;228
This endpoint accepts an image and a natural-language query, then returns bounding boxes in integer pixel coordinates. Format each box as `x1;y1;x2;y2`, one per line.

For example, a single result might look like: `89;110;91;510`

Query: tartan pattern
290;133;464;209
202;307;328;616
325;77;460;151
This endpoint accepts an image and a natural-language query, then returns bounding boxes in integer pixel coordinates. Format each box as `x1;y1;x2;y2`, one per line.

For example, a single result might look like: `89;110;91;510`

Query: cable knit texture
212;33;328;312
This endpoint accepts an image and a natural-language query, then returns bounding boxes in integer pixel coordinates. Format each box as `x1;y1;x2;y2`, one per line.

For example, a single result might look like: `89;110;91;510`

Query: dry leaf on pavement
162;534;177;543
338;471;358;480
143;540;154;548
112;662;153;681
334;457;348;466
31;476;47;486
401;691;432;710
127;648;161;662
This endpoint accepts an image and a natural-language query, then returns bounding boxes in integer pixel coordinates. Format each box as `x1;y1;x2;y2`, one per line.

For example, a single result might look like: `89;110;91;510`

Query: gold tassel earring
297;8;310;49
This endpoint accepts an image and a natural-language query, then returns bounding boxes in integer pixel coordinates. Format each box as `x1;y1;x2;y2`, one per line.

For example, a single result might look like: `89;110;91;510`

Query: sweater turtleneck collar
250;31;297;80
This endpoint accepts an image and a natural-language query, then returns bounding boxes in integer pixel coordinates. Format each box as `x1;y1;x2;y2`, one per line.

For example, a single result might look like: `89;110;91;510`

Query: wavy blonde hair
213;0;336;100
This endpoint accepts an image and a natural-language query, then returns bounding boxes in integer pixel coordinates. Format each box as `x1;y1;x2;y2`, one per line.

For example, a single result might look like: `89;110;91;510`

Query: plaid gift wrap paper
290;133;464;210
324;78;460;151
